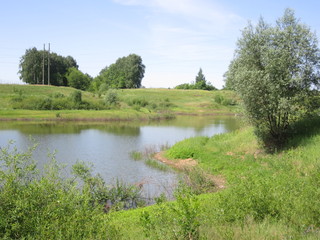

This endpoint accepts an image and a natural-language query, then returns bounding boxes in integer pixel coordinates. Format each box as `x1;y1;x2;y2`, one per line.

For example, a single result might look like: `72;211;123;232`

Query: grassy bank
0;84;239;121
108;118;320;239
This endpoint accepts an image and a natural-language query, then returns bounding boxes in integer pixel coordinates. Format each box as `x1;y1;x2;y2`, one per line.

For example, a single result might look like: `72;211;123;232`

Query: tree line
19;49;145;91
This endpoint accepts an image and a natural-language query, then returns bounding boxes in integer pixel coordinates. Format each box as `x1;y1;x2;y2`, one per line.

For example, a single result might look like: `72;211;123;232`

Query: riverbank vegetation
111;116;320;239
1;116;319;239
0;84;239;120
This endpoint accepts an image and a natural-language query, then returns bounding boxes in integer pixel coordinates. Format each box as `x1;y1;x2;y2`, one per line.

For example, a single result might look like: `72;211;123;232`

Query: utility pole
48;43;50;85
42;44;45;85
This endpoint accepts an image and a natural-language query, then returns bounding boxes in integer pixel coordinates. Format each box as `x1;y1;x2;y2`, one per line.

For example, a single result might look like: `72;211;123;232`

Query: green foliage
145;159;170;172
127;98;149;108
0;143;146;238
19;47;78;86
70;90;82;104
104;89;119;106
97;54;145;89
175;68;217;91
226;9;320;151
195;68;206;84
140;186;201;240
66;67;91;90
214;94;236;106
166;136;209;159
129;151;143;160
181;167;216;195
36;97;53;110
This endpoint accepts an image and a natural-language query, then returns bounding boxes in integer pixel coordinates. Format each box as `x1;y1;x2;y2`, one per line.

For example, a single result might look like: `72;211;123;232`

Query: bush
70;90;82;104
104;89;119;106
140;185;201;239
36;97;53;110
127;98;149;108
51;98;73;110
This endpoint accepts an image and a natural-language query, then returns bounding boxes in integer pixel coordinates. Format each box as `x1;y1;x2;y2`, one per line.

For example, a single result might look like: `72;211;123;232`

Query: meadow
0;84;239;121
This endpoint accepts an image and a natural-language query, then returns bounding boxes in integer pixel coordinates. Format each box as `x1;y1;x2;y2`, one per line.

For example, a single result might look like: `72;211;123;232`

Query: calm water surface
0;115;240;197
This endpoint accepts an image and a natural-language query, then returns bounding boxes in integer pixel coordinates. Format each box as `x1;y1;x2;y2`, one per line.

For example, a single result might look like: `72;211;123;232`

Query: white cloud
113;0;245;88
114;0;243;26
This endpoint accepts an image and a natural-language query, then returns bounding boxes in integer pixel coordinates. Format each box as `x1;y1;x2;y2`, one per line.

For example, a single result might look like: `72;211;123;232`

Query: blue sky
1;0;320;89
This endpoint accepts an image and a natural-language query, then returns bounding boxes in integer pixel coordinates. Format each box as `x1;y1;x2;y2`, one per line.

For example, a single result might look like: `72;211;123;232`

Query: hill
0;84;240;120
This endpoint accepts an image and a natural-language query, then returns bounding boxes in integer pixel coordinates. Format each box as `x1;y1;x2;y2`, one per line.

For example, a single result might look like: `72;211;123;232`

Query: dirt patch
154;152;197;169
153;152;226;190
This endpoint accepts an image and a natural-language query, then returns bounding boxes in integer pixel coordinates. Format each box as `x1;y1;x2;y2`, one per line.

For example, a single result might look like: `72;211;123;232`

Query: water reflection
0;115;240;197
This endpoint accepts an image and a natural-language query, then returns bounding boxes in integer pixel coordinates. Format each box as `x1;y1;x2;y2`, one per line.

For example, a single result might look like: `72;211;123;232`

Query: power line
48;43;50;85
42;44;45;85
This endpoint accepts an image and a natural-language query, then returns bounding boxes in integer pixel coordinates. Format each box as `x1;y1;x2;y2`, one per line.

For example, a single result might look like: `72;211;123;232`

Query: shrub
36;97;53;110
104;89;119;106
51;98;73;110
70;90;82;104
140;185;201;239
128;98;149;107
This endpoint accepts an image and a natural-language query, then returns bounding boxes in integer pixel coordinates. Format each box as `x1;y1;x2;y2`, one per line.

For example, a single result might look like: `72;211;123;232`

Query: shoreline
153;151;226;190
0;111;237;122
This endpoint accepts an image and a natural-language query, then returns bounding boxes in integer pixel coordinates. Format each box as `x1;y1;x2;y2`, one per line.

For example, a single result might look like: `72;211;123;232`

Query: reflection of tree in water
170;116;240;134
0;115;239;136
214;117;240;133
99;125;140;136
0;122;141;136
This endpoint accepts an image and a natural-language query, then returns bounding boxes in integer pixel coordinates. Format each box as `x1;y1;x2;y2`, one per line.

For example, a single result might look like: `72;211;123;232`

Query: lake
0;115;240;198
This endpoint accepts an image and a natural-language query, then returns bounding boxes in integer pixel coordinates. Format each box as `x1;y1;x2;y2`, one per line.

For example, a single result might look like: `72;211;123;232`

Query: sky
1;0;320;89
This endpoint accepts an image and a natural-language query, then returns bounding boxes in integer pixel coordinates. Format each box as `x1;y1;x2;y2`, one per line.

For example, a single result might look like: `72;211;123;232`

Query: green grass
144;159;170;172
106;120;320;239
0;84;240;120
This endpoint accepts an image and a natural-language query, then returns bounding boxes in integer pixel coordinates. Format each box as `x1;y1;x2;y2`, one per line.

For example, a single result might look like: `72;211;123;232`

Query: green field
0;84;239;120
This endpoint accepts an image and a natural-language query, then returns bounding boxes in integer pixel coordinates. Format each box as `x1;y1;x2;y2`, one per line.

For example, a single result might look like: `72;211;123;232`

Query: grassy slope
107;125;320;239
0;84;239;120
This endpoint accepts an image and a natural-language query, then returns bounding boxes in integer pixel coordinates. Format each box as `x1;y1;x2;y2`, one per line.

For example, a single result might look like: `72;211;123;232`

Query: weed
145;159;170;172
130;151;143;160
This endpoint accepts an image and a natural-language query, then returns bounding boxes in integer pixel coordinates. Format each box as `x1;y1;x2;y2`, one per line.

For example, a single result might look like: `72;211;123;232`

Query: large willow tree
226;9;320;150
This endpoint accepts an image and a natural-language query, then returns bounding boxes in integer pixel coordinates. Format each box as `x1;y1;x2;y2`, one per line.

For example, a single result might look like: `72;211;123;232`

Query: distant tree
18;48;43;84
175;68;216;90
97;54;145;89
90;66;108;92
19;47;78;86
66;67;91;90
195;68;205;83
225;9;320;150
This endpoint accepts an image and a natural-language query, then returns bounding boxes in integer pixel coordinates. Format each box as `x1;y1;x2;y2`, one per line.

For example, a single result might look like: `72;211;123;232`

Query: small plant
145;159;170;172
214;94;224;104
36;97;53;110
12;87;24;102
70;90;82;104
140;184;201;239
129;151;143;160
104;89;119;106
